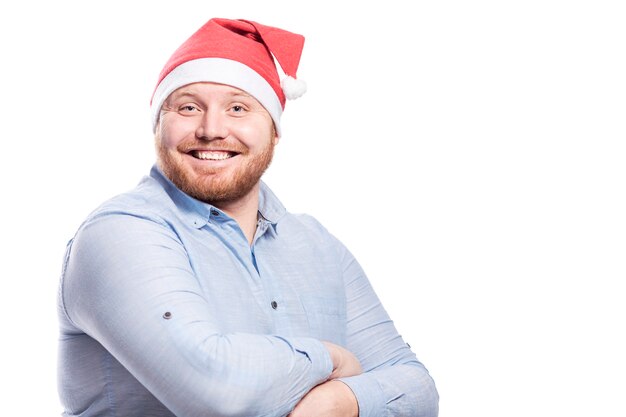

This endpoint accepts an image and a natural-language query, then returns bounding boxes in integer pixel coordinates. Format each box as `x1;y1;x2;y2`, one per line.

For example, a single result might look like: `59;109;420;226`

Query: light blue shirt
57;166;438;417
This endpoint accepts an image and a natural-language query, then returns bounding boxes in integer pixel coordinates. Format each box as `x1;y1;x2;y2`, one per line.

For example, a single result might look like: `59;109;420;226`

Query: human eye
179;104;199;113
226;103;249;117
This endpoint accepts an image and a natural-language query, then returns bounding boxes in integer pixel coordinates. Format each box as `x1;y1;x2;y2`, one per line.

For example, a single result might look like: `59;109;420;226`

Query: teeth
194;151;233;160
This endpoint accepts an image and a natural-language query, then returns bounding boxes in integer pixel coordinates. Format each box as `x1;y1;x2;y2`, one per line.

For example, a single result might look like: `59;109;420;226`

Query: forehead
168;82;254;101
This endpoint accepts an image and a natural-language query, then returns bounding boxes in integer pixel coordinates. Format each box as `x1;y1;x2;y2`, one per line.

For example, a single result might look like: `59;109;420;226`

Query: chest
179;223;347;345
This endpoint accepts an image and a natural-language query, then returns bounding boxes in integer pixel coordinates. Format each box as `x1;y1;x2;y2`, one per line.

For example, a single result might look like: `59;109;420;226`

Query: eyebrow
171;92;197;100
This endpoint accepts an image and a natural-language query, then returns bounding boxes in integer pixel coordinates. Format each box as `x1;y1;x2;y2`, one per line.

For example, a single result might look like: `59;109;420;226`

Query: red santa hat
150;18;306;135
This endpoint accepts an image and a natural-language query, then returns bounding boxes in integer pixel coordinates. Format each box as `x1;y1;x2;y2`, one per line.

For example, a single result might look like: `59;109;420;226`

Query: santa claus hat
150;18;306;135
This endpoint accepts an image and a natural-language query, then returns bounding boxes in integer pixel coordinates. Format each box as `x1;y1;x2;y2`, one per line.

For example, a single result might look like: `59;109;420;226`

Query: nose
196;108;228;140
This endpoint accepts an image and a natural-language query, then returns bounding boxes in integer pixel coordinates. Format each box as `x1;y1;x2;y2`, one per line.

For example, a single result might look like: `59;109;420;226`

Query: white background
1;1;624;416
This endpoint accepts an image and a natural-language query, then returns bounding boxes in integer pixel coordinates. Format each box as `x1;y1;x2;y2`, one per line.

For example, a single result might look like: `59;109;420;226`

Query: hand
322;341;362;379
288;380;358;417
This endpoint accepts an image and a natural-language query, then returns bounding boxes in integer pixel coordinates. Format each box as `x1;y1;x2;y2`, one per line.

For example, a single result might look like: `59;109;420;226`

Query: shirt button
271;301;278;310
210;209;220;216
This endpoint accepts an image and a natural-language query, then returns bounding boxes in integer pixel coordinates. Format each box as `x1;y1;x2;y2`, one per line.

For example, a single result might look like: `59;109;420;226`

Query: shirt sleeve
332;236;440;417
60;212;333;417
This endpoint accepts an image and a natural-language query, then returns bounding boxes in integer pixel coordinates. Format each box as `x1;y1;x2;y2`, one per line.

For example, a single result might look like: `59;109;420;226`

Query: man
57;17;439;417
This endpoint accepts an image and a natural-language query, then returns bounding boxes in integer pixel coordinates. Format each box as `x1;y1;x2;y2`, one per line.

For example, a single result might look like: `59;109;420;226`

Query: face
155;82;279;206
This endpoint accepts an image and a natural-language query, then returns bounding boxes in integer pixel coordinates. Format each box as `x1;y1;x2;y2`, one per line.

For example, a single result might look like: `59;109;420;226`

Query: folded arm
60;213;332;417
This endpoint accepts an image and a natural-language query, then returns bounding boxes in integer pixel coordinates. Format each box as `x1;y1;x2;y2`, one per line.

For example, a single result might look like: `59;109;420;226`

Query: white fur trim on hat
151;58;284;134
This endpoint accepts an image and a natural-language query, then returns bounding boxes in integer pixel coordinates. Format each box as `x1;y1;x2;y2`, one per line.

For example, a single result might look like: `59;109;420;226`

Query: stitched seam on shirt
102;352;118;417
58;239;79;328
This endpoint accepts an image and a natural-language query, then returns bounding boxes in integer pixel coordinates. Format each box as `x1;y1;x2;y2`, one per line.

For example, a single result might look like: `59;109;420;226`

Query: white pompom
281;75;307;100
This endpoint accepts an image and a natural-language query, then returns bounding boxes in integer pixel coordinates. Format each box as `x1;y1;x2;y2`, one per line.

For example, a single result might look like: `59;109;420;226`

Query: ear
272;124;280;145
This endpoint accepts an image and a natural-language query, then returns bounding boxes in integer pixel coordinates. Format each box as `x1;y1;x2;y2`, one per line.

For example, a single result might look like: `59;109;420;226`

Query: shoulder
64;176;189;262
79;175;176;232
280;212;330;239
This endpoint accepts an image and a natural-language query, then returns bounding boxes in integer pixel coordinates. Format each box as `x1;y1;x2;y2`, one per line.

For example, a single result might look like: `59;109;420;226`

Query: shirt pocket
300;295;347;345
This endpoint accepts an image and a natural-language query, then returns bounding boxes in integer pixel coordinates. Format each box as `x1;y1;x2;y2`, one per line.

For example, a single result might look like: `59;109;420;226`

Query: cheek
234;120;275;150
158;119;193;149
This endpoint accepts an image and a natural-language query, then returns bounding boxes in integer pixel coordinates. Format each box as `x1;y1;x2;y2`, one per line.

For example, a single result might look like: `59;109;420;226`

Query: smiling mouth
190;150;239;161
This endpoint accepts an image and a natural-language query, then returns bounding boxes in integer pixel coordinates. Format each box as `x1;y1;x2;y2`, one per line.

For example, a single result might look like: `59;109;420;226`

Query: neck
215;183;260;245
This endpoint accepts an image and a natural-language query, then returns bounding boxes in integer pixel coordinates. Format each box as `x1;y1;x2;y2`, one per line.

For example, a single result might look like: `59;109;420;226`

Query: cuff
338;373;386;417
294;338;334;384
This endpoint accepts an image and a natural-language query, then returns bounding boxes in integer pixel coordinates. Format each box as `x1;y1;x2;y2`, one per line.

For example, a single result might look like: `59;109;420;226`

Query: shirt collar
258;181;286;225
150;164;286;230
